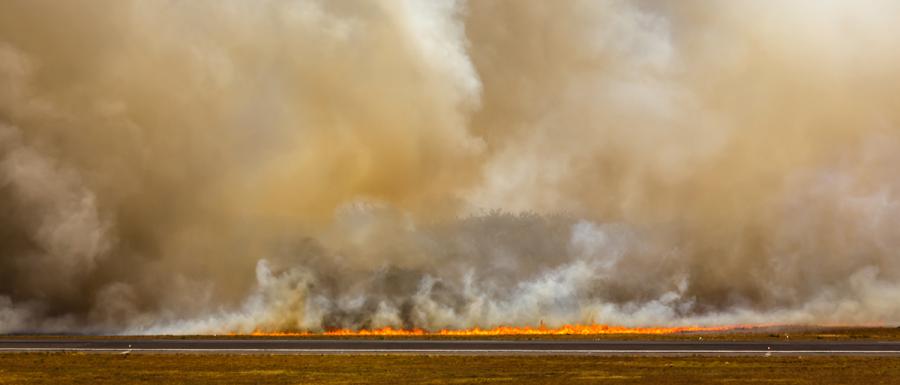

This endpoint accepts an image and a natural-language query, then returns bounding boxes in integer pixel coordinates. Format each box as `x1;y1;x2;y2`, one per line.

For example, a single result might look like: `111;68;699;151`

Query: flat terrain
2;337;900;355
1;329;897;384
0;353;898;384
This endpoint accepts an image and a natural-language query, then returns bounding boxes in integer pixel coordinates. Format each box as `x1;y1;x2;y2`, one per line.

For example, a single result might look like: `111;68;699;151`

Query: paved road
1;338;900;355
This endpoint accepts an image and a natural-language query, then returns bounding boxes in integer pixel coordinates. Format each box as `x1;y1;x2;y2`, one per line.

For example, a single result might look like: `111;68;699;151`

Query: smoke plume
1;0;900;334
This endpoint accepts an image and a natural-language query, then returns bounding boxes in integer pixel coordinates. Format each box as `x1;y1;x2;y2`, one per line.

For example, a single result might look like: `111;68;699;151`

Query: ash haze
1;0;900;334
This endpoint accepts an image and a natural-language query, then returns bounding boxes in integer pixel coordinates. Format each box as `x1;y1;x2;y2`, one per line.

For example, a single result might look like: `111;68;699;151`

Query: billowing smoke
1;0;900;334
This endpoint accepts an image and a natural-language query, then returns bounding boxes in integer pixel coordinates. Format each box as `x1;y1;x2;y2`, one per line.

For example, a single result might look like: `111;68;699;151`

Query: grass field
0;353;898;384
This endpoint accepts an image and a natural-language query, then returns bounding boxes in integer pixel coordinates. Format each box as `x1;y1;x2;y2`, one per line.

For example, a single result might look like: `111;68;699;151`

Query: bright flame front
239;324;757;337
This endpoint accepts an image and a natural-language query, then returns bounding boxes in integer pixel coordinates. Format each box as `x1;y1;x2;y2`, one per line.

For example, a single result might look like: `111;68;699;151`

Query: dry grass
0;353;898;384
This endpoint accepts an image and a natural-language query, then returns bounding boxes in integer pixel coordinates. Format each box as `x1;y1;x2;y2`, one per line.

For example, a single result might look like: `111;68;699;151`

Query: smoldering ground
1;0;900;334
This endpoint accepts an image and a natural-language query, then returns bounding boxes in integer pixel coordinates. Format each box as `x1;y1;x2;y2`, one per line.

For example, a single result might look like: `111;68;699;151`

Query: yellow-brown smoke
1;1;899;334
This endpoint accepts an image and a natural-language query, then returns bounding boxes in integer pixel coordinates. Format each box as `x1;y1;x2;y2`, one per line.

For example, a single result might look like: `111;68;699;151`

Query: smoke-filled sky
2;0;900;334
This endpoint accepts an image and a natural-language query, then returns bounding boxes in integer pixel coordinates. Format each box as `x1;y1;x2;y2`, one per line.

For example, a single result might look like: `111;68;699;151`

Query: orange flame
236;324;760;337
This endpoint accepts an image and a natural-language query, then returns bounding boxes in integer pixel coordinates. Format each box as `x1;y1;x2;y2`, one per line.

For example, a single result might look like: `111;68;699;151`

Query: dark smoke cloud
1;0;900;334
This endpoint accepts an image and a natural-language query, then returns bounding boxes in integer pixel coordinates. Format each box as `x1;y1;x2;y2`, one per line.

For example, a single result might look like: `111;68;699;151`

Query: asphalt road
1;338;900;355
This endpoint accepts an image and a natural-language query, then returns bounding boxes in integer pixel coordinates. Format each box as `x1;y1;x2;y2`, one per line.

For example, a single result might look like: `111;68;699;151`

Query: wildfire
238;324;757;337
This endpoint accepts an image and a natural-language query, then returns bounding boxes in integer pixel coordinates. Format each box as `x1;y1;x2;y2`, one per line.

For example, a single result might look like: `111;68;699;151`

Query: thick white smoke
1;1;900;334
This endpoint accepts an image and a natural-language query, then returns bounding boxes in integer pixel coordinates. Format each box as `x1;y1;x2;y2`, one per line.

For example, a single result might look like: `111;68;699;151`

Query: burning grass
7;325;900;341
232;325;900;341
236;323;751;337
0;353;898;384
